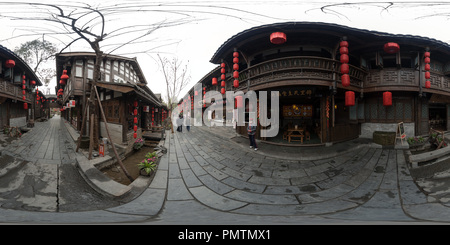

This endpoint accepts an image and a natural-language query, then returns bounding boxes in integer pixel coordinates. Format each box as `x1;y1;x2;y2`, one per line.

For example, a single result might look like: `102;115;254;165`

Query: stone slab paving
5;119;450;224
158;126;450;222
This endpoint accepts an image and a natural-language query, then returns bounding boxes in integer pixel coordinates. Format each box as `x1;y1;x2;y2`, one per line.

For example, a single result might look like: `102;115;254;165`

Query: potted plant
133;138;144;151
138;157;157;176
407;136;425;147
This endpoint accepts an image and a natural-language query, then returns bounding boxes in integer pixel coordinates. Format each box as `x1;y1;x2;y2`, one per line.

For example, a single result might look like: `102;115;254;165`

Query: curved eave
0;45;43;86
210;21;450;64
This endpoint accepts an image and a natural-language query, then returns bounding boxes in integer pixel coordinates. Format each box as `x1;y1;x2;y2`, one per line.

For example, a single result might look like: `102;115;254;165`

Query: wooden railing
204;56;450;95
232;56;367;90
0;80;33;102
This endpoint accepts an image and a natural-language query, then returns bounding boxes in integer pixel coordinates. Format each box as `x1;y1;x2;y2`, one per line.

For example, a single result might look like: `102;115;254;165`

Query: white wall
360;122;415;139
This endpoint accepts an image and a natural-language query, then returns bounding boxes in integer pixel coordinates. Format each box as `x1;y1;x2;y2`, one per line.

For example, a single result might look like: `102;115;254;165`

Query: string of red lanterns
151;107;155;126
220;61;226;94
22;75;28;110
133;100;138;139
340;40;350;88
424;51;431;89
233;51;239;88
340;39;355;107
203;87;206;108
36;86;39;105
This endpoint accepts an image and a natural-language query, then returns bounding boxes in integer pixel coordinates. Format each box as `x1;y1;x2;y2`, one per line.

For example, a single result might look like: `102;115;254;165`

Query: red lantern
383;91;392;106
221;81;225;87
233;51;239;58
22;85;26;90
134;109;138;116
339;47;348;55
424;51;431;57
233;57;239;63
5;59;15;68
340;54;349;64
425;80;431;89
233;71;239;79
22;96;26;100
383;42;400;54
340;41;348;47
23;103;28;110
425;64;430;71
221;68;225;74
212;77;218;86
133;133;137;139
221;62;225;68
345;91;355;106
425;72;431;79
235;96;243;108
233;79;239;88
341;74;350;87
22;90;26;95
340;63;349;74
233;63;239;70
221;88;225;94
134;125;138;132
61;70;69;80
270;32;286;44
133;100;138;107
221;74;226;80
424;57;430;63
134;117;138;124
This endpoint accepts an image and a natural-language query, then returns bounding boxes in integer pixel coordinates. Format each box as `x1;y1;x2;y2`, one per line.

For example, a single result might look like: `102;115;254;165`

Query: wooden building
55;52;165;153
0;45;43;130
186;22;450;146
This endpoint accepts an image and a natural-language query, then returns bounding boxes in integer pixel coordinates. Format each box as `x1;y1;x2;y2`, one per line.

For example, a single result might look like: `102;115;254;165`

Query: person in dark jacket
176;114;183;132
247;119;258;151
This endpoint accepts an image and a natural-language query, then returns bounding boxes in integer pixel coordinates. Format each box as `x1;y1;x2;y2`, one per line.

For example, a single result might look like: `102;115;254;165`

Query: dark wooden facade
55;52;165;153
0;45;43;130
184;22;450;145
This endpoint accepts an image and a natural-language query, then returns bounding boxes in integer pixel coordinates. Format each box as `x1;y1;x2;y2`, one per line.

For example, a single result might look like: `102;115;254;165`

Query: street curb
75;154;132;198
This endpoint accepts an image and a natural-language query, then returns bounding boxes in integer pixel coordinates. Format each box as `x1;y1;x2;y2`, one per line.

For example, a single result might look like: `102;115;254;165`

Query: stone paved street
1;116;450;224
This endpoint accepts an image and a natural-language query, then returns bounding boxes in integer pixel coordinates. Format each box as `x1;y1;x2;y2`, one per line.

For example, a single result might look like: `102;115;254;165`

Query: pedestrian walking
185;115;191;132
176;114;183;132
247;119;258;151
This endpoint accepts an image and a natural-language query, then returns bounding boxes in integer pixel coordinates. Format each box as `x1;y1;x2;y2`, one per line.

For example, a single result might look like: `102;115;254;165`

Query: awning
95;82;161;107
429;94;450;104
95;82;135;93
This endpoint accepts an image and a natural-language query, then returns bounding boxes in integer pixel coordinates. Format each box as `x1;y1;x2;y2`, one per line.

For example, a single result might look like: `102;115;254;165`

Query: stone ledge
409;146;450;169
75;155;131;198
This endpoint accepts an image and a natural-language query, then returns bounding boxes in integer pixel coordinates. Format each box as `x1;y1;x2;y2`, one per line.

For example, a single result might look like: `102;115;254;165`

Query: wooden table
287;127;304;143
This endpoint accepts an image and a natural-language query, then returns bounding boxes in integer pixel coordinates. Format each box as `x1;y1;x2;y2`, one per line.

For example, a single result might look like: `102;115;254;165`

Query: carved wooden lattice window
364;97;413;123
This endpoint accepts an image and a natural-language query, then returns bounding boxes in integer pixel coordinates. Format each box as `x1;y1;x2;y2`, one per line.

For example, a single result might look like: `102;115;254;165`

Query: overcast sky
1;0;450;100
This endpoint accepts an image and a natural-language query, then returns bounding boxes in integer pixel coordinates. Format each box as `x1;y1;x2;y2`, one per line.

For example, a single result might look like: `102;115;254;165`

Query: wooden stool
283;131;288;140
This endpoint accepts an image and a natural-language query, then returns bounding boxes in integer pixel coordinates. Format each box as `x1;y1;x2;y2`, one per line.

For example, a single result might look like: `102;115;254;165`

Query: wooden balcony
232;56;367;91
0;80;33;102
